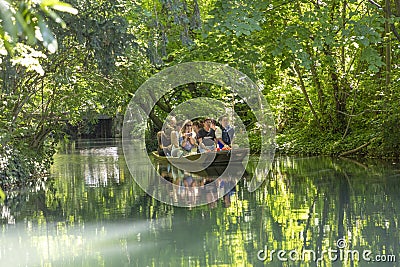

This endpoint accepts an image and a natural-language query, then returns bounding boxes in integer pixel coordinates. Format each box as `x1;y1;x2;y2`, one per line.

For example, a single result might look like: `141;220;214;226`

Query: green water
1;139;399;267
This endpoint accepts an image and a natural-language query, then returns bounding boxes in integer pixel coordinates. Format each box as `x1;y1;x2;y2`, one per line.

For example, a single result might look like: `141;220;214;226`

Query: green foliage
0;0;77;56
1;0;400;195
382;112;400;158
0;138;55;191
56;0;136;75
0;186;5;202
203;0;264;37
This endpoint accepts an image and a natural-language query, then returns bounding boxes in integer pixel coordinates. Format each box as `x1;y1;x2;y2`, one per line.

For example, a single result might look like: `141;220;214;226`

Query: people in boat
219;115;234;147
197;118;216;153
179;120;197;155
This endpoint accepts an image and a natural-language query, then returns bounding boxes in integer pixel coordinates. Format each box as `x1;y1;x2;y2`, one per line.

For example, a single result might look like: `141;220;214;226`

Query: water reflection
80;146;120;186
0;140;399;266
155;162;242;207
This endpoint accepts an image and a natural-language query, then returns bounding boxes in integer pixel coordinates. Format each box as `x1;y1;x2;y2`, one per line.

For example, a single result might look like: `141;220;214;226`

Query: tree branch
368;0;382;9
368;0;400;42
339;137;377;157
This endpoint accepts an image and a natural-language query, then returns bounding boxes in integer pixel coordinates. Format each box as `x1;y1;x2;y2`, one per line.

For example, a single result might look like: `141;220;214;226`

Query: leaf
0;0;17;41
38;16;58;53
41;0;78;15
0;186;5;202
14;11;36;44
49;3;78;15
41;7;66;28
0;25;13;55
360;46;384;72
40;0;60;5
281;58;291;70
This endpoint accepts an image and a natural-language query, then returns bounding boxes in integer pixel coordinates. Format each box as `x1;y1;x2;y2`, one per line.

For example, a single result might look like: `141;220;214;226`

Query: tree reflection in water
0;140;399;266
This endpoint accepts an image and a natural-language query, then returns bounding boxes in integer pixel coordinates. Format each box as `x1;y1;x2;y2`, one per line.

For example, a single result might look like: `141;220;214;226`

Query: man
210;119;224;149
219;116;234;147
197;118;216;152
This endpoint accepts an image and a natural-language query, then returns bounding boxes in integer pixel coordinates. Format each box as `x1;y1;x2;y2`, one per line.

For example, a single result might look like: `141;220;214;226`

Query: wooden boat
151;148;249;171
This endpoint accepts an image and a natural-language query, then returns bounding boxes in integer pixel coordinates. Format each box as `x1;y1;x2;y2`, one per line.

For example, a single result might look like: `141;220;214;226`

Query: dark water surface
1;139;399;266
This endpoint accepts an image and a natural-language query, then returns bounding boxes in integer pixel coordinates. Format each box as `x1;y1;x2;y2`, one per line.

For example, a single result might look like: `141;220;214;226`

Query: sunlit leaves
37;17;57;53
0;0;77;56
10;43;47;75
203;0;264;37
0;187;5;202
41;0;78;15
0;0;19;53
274;1;385;74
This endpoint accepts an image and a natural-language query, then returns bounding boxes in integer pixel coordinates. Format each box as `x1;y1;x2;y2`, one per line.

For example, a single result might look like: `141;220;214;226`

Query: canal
1;139;399;266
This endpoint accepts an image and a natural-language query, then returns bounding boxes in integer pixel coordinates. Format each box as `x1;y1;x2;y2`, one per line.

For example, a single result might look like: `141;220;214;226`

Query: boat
151;148;249;171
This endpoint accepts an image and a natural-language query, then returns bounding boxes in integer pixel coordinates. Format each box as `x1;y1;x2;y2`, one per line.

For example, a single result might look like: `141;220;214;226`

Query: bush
0;140;55;190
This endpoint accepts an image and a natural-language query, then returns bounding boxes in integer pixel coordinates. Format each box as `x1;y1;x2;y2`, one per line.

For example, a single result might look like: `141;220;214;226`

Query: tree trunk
385;0;391;89
148;109;164;130
331;71;347;132
294;63;322;130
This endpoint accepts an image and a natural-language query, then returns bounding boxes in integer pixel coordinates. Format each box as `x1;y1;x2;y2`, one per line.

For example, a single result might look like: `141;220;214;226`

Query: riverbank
275;127;398;159
0;127;398;193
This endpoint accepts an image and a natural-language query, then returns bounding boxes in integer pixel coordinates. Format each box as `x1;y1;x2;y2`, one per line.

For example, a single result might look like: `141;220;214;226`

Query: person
157;131;167;156
192;120;202;136
171;120;183;157
157;116;176;156
192;120;203;153
197;118;216;153
210;119;224;149
179;120;197;155
219;116;234;147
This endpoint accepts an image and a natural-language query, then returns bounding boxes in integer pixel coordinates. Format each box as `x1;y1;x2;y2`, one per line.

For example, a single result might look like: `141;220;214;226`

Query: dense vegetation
1;0;400;187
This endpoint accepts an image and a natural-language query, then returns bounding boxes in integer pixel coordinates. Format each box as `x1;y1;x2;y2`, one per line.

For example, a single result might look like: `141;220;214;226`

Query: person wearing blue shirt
219;116;234;147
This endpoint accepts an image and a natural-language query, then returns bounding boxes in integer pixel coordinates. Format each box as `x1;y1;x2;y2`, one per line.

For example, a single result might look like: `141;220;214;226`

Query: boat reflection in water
155;161;246;208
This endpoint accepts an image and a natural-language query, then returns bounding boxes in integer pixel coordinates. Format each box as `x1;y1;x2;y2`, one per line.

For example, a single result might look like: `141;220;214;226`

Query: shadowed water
1;139;399;266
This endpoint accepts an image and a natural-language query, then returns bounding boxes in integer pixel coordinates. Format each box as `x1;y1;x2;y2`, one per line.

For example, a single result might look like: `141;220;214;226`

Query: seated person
171;120;183;157
192;120;202;136
219;115;234;147
197;118;216;153
191;120;203;153
179;120;197;154
157;131;171;156
157;116;177;156
210;119;225;149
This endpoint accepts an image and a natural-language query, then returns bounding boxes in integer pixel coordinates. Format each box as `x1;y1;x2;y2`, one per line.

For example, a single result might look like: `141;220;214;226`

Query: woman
179;120;197;155
157;116;177;156
171;120;183;157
